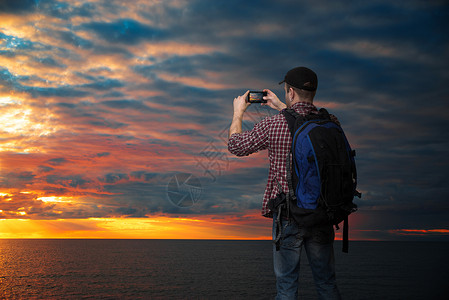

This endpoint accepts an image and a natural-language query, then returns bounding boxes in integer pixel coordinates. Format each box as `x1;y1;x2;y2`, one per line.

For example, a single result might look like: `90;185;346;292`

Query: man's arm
228;90;275;156
229;90;250;138
229;89;288;138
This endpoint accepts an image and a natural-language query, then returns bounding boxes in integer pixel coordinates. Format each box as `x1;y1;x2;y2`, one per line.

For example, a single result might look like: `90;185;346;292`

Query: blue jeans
272;212;341;300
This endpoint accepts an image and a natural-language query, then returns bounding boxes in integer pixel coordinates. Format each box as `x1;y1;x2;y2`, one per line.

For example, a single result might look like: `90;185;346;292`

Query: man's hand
262;89;287;111
233;90;251;116
229;90;250;138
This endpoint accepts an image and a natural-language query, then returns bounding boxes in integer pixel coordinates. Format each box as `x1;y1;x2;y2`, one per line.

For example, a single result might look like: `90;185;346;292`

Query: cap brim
279;81;317;91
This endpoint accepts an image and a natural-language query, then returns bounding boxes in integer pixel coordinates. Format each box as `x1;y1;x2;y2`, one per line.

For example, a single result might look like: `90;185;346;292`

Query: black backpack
282;108;361;252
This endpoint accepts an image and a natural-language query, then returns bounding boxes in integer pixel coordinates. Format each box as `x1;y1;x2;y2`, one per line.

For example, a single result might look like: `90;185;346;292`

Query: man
228;67;341;300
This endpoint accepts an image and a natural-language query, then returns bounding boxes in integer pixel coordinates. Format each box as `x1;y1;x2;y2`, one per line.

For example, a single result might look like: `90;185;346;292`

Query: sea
0;240;447;299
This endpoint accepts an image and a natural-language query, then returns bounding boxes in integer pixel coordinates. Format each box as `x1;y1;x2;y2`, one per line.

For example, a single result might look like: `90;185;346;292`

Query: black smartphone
247;91;267;103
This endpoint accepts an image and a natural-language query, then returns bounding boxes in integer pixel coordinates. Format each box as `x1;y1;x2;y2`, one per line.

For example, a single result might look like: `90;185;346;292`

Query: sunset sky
1;0;448;241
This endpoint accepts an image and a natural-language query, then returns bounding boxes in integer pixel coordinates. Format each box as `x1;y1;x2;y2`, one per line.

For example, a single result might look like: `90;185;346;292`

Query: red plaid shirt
228;102;338;218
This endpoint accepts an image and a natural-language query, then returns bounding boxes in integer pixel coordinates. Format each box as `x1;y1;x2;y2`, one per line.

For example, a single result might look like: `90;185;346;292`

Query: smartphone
247;91;267;103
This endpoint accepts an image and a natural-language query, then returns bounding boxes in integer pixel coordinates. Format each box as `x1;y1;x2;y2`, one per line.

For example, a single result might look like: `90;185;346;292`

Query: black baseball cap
279;67;318;91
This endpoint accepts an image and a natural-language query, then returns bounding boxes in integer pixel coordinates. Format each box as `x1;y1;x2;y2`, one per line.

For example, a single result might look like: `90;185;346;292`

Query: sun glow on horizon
0;214;273;240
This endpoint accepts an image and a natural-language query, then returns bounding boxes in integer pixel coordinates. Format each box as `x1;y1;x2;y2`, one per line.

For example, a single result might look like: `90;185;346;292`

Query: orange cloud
157;72;235;90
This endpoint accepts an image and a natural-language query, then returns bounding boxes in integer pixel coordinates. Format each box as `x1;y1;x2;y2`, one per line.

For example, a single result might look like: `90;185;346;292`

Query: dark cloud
100;100;150;110
0;171;36;189
27;85;90;98
0;0;97;19
54;102;77;108
101;91;125;98
38;166;55;173
81;19;167;44
88;119;127;129
89;169;264;216
46;174;91;188
115;206;141;217
43;1;96;19
0;67;28;91
47;158;68;166
102;180;167;212
34;56;66;68
101;173;129;184
0;0;38;14
56;30;94;49
130;171;158;181
96;152;110;157
80;78;124;90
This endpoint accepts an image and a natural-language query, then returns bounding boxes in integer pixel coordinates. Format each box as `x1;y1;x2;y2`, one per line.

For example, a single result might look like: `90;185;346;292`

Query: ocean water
0;240;447;299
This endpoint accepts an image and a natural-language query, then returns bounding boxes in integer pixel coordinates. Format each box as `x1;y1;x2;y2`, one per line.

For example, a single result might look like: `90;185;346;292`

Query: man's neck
289;99;313;108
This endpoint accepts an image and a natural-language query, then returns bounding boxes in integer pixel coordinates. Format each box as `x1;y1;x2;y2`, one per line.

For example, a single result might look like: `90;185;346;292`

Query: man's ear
288;87;295;101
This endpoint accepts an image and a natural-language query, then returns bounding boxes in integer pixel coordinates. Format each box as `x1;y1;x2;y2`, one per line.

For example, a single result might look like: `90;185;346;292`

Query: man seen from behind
228;67;342;300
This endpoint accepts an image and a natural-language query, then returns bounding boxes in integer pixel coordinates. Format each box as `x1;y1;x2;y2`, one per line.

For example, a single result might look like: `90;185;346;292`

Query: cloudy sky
0;0;448;240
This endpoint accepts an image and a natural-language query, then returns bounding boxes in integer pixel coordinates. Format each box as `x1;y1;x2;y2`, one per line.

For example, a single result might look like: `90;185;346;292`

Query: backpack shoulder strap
281;109;301;138
318;108;331;119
